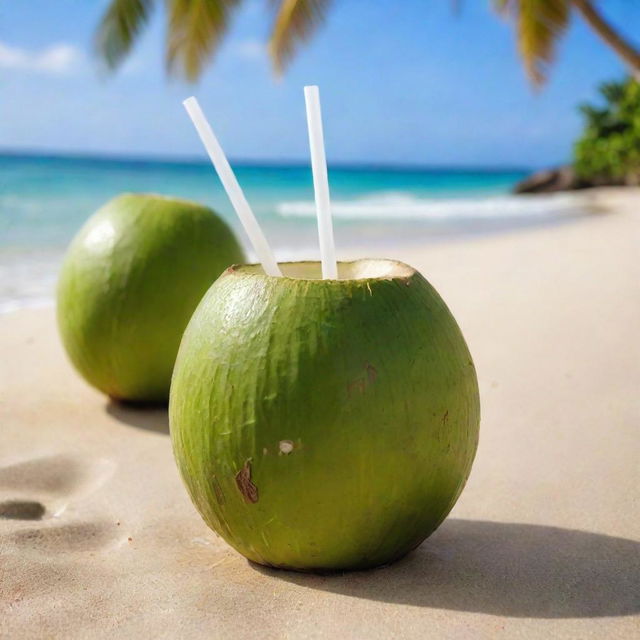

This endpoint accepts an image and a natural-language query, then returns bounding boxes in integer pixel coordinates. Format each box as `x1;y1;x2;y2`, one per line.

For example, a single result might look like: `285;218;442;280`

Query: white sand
1;189;639;638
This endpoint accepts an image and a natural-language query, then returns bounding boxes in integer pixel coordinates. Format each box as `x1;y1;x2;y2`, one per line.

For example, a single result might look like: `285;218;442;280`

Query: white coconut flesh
230;258;415;281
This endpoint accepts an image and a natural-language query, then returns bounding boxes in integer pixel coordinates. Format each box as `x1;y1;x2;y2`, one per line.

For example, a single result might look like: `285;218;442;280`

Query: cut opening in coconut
232;259;415;282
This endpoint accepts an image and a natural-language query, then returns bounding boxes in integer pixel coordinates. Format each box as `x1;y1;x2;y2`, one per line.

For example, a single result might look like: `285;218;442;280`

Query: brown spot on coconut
235;460;259;503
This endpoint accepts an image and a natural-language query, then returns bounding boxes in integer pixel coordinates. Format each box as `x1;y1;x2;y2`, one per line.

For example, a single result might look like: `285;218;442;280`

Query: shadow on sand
106;399;169;435
251;519;640;619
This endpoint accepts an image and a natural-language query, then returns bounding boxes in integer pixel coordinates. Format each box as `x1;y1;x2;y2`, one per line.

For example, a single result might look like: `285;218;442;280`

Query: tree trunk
573;0;640;80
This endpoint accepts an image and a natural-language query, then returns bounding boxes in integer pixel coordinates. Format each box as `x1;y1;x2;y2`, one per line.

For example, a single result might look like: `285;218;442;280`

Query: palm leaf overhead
572;0;640;80
96;0;156;70
269;0;332;73
494;0;570;86
166;0;242;81
94;0;640;85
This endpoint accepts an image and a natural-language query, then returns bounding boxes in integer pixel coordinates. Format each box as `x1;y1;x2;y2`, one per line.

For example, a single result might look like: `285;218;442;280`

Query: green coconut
57;193;245;403
170;259;480;571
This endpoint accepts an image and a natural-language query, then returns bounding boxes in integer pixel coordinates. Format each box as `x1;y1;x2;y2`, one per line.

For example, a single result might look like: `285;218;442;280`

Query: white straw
182;97;282;277
304;86;338;280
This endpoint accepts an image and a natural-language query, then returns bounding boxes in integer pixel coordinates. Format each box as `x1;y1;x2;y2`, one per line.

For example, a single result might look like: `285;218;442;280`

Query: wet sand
1;189;639;638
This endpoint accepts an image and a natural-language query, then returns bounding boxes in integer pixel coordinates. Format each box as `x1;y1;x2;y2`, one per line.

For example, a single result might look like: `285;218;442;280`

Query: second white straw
304;86;338;280
183;97;282;277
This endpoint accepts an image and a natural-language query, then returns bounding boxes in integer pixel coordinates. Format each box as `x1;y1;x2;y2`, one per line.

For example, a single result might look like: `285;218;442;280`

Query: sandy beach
1;188;639;639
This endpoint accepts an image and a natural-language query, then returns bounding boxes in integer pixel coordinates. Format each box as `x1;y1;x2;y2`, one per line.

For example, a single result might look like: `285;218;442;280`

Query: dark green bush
574;78;640;185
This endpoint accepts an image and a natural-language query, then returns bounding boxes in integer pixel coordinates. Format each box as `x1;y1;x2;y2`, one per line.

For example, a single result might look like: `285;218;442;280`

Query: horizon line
0;147;534;174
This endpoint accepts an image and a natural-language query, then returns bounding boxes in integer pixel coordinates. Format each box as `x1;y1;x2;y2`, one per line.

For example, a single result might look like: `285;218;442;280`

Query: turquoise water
0;153;584;311
1;153;528;246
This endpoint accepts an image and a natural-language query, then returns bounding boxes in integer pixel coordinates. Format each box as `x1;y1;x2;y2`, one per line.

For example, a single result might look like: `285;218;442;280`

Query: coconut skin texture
57;193;245;403
170;260;480;571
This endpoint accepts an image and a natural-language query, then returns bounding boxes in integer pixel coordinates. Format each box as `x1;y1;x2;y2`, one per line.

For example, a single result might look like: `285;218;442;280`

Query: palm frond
269;0;332;74
166;0;242;82
494;0;570;86
95;0;155;70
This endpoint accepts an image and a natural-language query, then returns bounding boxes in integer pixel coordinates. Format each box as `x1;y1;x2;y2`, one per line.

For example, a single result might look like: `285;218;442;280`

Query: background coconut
57;193;245;403
170;260;480;571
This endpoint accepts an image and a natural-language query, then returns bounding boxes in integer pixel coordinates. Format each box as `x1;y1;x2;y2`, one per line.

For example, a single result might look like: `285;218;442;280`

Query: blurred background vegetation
575;78;640;185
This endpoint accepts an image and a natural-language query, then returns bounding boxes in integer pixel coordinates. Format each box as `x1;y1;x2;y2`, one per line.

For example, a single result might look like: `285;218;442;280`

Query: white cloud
0;41;82;74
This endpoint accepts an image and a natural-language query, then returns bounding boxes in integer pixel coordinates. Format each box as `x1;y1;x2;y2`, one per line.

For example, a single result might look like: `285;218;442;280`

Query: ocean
0;153;586;312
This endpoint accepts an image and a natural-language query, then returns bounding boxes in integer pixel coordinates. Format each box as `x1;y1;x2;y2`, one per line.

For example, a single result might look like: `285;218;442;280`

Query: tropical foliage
494;1;640;86
493;0;570;86
95;0;331;81
95;1;640;85
574;78;640;185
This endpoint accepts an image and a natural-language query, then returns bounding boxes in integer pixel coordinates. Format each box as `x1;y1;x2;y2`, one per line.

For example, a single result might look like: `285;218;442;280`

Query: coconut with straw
171;90;480;571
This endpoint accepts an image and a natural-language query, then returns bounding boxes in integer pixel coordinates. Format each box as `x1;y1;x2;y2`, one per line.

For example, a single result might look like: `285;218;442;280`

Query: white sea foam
0;250;60;314
277;191;586;221
0;191;591;313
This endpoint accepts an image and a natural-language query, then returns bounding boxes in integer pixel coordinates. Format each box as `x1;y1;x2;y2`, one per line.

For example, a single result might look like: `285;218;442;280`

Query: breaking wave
276;191;586;221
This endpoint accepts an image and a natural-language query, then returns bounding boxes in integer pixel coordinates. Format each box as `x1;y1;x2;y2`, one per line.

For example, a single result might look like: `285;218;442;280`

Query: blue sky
0;0;637;167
